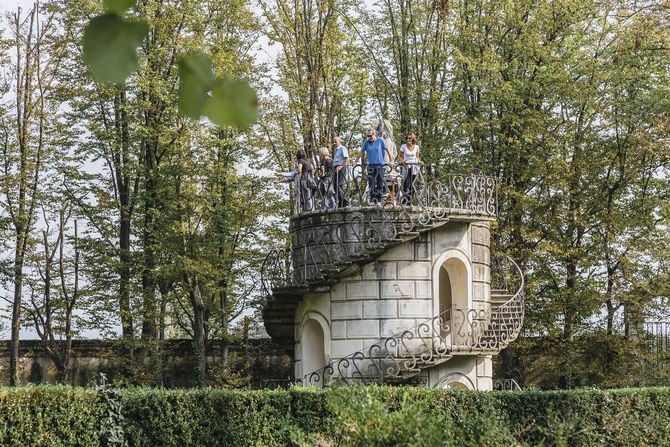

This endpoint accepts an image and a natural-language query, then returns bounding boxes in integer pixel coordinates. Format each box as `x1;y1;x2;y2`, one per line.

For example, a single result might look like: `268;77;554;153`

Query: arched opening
301;319;326;385
438;257;470;345
447;382;470;390
436;372;475;390
439;258;469;313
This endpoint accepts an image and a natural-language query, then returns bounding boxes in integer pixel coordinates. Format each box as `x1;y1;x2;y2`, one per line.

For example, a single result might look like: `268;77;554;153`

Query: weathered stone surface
331;339;363;357
471;224;490;245
381;319;417;337
397;261;431;279
361;262;397;280
332;302;362;319
363;301;397;318
398;300;431;318
346;320;380;338
433;223;468;252
476;355;492;377
472;282;487;301
472;244;489;263
346;281;379;300
414;240;432;260
331;321;346;339
377;243;413;261
416;280;432;298
473;264;488;282
331;283;346;301
380;281;414;299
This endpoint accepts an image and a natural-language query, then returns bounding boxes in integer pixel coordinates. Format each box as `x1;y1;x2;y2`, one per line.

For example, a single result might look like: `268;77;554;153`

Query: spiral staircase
261;168;524;386
299;256;524;386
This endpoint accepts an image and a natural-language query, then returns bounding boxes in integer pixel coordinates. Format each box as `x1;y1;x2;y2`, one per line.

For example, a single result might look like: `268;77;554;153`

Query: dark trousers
367;164;385;204
402;172;417;205
334;168;349;207
300;183;313;211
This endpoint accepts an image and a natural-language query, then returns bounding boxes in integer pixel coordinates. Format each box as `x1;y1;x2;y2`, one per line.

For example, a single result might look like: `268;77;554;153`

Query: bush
0;386;102;447
0;385;669;446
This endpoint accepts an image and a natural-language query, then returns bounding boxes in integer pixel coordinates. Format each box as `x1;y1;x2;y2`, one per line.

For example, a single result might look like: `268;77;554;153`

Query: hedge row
1;385;669;446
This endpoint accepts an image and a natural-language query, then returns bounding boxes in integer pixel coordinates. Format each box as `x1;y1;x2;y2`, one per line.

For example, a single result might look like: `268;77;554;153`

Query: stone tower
262;166;524;390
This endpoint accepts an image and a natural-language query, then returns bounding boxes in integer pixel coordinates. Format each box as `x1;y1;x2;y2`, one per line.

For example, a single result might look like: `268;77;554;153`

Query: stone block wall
294;219;493;384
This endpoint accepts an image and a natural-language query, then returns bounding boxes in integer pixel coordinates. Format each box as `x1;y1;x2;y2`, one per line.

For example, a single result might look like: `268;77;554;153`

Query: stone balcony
261;166;501;345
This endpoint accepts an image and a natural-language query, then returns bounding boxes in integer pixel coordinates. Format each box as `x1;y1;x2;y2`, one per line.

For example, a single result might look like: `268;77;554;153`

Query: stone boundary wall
0;339;291;387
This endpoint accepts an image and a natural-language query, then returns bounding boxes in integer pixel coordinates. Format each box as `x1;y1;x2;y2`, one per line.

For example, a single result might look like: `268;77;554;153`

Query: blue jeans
367;165;385;204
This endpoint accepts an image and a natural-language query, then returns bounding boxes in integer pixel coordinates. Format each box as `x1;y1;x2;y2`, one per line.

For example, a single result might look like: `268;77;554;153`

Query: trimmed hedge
0;385;669;446
0;386;102;447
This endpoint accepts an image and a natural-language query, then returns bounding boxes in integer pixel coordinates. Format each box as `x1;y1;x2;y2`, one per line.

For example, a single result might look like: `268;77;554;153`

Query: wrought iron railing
262;168;498;293
289;163;497;217
261;206;418;292
300;256;524;386
493;378;522;391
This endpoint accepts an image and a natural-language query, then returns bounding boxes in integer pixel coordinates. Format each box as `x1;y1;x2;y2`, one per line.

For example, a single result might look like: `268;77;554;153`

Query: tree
0;2;61;386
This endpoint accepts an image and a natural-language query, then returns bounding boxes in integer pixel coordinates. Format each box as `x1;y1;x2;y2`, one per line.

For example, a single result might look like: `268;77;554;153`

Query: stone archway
436;372;475;390
299;312;330;385
438;257;469;314
432;249;473;345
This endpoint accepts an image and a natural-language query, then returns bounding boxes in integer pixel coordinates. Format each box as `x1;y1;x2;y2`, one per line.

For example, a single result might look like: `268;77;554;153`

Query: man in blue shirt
360;128;392;204
332;136;350;207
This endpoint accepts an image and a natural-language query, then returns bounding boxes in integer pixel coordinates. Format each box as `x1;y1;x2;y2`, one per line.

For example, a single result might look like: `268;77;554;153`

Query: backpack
304;170;318;190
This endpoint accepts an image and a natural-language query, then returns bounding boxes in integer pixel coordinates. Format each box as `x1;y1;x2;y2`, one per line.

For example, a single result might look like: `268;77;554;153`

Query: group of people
274;129;422;211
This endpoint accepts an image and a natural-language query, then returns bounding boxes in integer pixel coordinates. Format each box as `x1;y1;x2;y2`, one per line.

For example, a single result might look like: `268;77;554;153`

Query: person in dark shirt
296;150;315;211
318;147;336;209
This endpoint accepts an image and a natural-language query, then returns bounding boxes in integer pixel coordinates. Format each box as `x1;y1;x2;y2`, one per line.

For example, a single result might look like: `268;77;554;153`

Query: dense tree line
0;0;667;388
0;0;269;387
263;0;670;386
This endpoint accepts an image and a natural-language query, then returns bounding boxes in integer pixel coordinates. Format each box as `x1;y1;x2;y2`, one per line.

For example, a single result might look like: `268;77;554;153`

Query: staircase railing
290;164;497;217
263;171;498;292
493;378;522;391
301;256;525;386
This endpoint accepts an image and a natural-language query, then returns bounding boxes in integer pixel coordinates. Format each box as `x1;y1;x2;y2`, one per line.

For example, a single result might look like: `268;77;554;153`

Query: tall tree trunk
115;89;134;340
10;240;24;386
139;136;158;366
187;276;206;387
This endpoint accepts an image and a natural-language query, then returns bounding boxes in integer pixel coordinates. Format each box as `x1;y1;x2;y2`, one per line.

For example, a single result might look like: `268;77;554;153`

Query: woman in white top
398;132;421;205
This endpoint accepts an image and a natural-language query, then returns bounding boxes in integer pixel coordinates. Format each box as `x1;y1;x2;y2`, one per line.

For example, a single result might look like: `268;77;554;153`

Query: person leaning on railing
357;129;393;205
296;150;316;211
318;147;336;209
398;132;421;205
332;136;350;208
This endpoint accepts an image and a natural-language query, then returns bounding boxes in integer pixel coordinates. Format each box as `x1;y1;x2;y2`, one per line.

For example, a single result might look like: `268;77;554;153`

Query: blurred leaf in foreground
103;0;137;14
204;77;258;129
178;53;215;118
82;13;148;84
179;52;258;129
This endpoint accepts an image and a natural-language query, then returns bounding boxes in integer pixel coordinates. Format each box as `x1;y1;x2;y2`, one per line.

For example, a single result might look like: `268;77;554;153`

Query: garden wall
0;339;292;388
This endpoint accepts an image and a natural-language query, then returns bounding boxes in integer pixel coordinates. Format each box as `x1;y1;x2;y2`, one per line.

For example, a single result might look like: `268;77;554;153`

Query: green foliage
122;388;295;446
203;77;258;129
82;14;149;84
178;52;258;129
2;386;670;446
502;333;654;389
321;386;517;447
0;386;103;447
103;0;137;15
